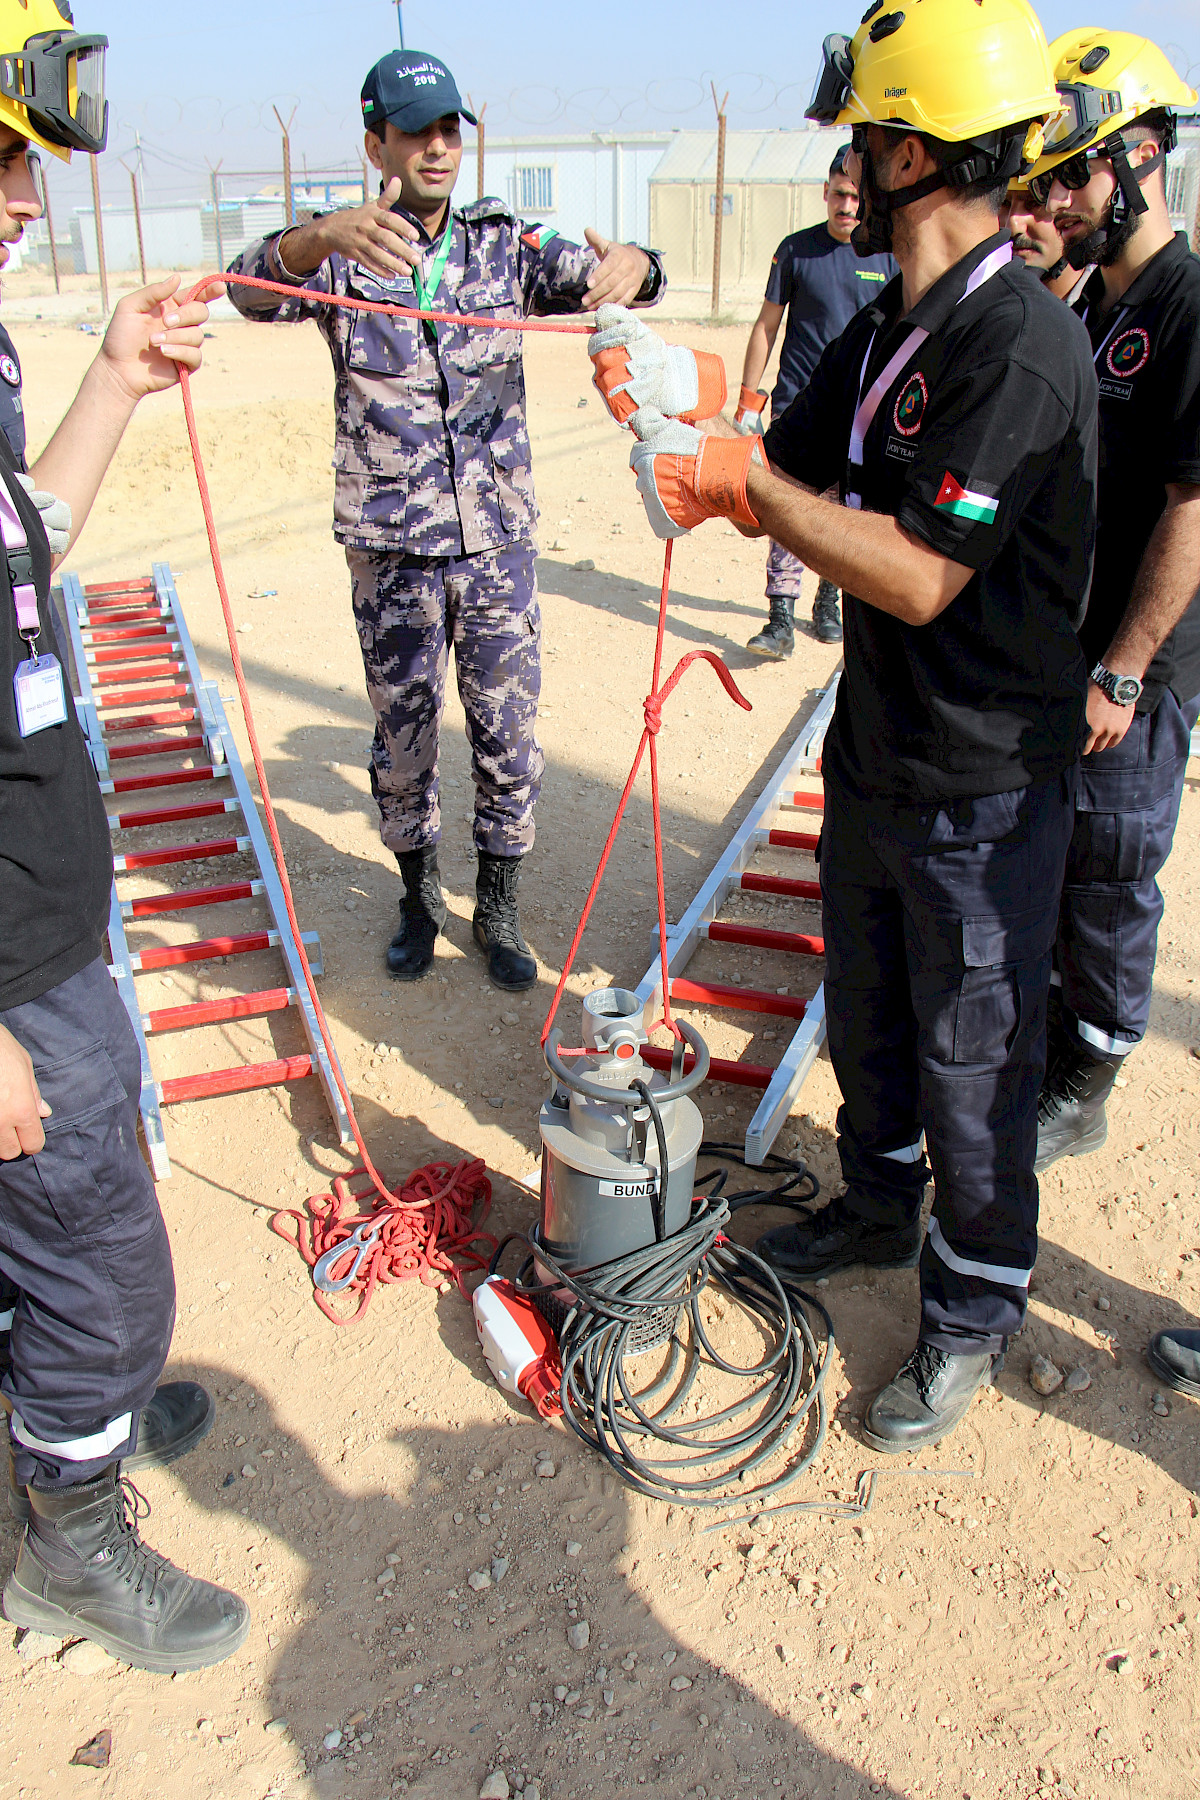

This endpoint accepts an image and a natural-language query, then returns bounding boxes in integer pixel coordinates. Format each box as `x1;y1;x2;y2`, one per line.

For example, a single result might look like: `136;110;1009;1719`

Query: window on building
1165;160;1187;221
517;165;555;212
709;192;734;216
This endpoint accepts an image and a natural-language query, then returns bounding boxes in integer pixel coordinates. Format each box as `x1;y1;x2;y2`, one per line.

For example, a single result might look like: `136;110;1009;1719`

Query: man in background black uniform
736;147;895;655
608;0;1096;1451
1000;177;1090;302
1026;33;1200;1172
0;5;248;1673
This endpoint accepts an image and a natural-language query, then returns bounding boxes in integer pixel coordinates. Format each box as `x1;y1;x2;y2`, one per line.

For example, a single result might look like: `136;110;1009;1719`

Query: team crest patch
892;372;927;437
1105;326;1149;379
933;470;998;525
0;354;18;387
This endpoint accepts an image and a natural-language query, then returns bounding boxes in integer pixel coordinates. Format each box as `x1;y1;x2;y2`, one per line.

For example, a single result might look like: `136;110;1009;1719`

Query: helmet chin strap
1064;131;1162;270
852;139;945;258
1041;253;1070;284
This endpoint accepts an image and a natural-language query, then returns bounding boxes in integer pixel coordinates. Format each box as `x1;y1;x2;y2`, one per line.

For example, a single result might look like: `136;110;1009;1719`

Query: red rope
172;271;750;1313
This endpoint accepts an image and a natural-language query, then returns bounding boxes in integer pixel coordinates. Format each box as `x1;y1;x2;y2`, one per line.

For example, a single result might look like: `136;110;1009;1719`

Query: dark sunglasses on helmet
1028;147;1104;206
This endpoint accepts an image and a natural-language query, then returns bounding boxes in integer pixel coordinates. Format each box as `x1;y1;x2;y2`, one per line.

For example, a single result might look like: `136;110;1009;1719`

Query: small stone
70;1729;112;1769
490;1557;510;1583
536;1460;556;1479
1065;1367;1092;1394
572;559;596;573
698;1712;710;1728
386;1552;402;1566
1111;1654;1133;1675
61;1640;116;1676
670;1675;693;1691
1152;1395;1170;1417
469;1467;486;1481
1097;1295;1111;1312
197;1719;213;1734
347;1710;367;1726
567;1621;591;1650
377;1569;396;1586
15;1630;64;1662
241;1463;257;1479
453;1511;464;1524
565;1541;582;1558
487;1097;504;1110
603;1690;615;1707
263;1719;288;1735
577;1702;595;1719
502;1011;520;1026
525;1786;541;1800
663;1649;677;1664
323;1729;343;1750
1029;1355;1064;1397
468;1570;492;1591
216;1280;232;1294
554;1684;568;1701
479;1771;510;1799
564;1690;582;1706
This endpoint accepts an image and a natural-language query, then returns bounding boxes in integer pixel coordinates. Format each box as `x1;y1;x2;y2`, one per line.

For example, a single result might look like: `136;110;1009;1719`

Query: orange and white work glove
628;407;765;540
589;304;727;427
733;385;769;435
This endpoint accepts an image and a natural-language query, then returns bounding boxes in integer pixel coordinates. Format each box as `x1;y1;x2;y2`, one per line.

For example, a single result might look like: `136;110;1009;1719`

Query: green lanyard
411;221;454;344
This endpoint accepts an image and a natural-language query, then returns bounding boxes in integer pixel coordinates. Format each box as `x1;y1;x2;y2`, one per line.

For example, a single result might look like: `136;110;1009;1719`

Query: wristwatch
1090;662;1143;707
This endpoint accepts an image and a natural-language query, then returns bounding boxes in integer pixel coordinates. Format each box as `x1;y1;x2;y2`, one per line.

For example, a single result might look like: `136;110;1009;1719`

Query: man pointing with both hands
228;49;666;990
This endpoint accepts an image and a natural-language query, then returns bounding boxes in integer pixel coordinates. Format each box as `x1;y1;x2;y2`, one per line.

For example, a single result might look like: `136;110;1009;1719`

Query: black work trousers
0;958;175;1489
1056;689;1200;1057
821;763;1075;1353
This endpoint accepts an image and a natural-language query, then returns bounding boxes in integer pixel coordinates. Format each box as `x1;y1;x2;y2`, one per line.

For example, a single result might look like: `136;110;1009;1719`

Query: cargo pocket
1067;808;1148;885
28;1044;157;1244
490;440;536;535
948;910;1050;1067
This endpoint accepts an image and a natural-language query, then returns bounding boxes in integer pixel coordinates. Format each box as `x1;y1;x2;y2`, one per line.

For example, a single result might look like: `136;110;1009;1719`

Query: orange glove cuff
591;345;638;423
691;435;764;530
679;351;728;423
737;385;769;417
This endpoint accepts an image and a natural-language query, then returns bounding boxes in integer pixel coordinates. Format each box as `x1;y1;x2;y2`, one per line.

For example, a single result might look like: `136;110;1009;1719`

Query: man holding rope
227;50;666;990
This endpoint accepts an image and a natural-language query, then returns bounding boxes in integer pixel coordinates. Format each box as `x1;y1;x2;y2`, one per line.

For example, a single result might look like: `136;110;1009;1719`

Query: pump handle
544;1021;710;1106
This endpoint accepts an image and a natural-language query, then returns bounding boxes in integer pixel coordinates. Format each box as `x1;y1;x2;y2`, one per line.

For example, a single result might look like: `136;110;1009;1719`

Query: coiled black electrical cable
488;1143;833;1511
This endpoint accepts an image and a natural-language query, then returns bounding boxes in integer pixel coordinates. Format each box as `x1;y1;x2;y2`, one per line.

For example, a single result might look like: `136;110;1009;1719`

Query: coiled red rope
174;270;750;1317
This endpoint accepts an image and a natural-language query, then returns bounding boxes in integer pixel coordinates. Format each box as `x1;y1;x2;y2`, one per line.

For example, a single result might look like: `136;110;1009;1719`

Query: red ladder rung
108;735;206;761
92;661;184;687
107;766;222;796
160;1056;314;1104
109;798;238;830
103;707;196;732
739;872;822;900
124;880;262;918
669;976;807;1019
702;921;824;956
83;578;156;598
144;987;293;1033
131;930;279;970
113;835;251;872
640;1047;772;1090
784;792;825;811
96;683;190;708
765;828;820;853
87;641;180;665
82;622;170;643
78;607;162;627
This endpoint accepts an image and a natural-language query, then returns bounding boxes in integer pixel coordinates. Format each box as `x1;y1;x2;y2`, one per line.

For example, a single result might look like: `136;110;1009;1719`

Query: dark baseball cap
361;51;476;136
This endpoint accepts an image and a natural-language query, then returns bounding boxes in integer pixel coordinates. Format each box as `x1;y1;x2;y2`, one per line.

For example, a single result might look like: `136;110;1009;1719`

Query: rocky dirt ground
0;280;1197;1800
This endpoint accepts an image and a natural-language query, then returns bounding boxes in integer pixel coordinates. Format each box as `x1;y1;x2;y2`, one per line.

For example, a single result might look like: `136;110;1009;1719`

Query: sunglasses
1028;148;1105;208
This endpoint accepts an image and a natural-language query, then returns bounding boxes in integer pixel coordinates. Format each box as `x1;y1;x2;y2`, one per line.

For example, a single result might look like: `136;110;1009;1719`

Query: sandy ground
0;277;1198;1800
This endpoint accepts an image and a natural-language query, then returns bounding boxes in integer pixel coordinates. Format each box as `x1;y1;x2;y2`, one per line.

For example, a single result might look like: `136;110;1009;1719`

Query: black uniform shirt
764;223;896;413
765;233;1097;804
1074;233;1200;713
0;436;112;1010
0;322;25;467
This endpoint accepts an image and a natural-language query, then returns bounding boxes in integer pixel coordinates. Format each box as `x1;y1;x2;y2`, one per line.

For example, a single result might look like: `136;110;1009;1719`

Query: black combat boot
1146;1328;1200;1399
1034;1038;1120;1172
812;579;843;644
387;846;447;981
473;851;537;991
9;1380;215;1525
863;1339;1000;1453
755;1193;922;1280
746;596;795;660
2;1465;250;1673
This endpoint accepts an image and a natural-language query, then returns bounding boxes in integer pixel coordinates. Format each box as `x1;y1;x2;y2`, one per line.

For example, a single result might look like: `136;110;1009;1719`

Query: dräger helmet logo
884;86;907;97
1105;326;1150;379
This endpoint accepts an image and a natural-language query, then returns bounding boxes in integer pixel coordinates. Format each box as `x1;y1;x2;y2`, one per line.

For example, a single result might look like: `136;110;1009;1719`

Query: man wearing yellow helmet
593;0;1099;1453
0;1;252;1674
1023;33;1200;1179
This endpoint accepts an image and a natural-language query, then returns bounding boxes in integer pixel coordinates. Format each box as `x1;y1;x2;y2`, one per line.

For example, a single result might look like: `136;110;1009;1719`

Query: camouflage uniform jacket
226;201;665;558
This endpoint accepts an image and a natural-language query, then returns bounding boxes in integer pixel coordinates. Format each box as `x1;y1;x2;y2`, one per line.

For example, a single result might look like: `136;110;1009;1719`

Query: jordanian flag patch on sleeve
933;470;999;524
520;226;558;251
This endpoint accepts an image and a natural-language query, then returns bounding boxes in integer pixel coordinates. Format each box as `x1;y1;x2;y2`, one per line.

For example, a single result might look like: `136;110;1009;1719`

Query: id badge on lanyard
0;477;66;737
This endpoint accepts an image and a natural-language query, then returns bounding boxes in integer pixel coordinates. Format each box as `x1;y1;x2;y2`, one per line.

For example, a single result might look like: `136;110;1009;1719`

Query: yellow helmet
0;0;108;162
1027;30;1196;189
806;0;1059;151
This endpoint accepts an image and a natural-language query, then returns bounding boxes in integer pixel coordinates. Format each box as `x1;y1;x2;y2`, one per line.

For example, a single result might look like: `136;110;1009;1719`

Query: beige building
649;128;850;293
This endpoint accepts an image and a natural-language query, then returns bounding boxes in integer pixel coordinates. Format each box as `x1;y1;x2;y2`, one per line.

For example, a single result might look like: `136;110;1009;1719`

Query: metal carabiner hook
312;1217;383;1293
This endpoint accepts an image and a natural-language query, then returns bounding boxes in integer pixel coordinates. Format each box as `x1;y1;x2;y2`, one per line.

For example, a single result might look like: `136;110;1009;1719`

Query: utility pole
395;1;404;49
41;163;60;295
273;104;297;228
89;153;109;318
710;83;729;321
469;96;487;201
208;160;225;269
124;161;146;285
361;153;369;204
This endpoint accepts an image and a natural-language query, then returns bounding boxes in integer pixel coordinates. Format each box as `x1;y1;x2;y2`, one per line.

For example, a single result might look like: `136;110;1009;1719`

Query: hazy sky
48;0;1200;207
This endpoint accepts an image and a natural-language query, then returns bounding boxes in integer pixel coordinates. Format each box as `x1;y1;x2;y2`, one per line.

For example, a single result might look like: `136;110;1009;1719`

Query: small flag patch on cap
933;470;998;524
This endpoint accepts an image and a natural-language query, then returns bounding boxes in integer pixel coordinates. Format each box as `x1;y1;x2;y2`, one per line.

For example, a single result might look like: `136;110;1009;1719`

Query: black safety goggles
0;31;108;155
1028;146;1106;207
806;33;855;124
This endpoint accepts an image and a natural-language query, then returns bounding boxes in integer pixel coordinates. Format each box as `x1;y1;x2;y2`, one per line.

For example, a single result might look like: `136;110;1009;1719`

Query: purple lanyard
0;477;38;642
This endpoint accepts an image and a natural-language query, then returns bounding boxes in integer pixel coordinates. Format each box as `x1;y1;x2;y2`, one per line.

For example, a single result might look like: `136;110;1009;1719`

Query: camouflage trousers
765;537;806;601
345;545;544;858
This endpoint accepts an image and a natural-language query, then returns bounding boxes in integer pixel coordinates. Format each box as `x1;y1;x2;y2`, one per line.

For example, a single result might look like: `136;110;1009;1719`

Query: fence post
89;153;109;317
209;161;225;269
470;96;487;201
710;84;729;321
127;165;146;285
41;164;60;295
273;105;297;227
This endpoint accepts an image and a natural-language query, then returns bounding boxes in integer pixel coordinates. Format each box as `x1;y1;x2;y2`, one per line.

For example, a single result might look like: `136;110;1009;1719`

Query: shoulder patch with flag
933;471;998;525
520;226;558;252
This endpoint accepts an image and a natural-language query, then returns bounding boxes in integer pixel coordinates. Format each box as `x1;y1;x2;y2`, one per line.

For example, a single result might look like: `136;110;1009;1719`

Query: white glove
588;305;727;428
16;472;72;556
